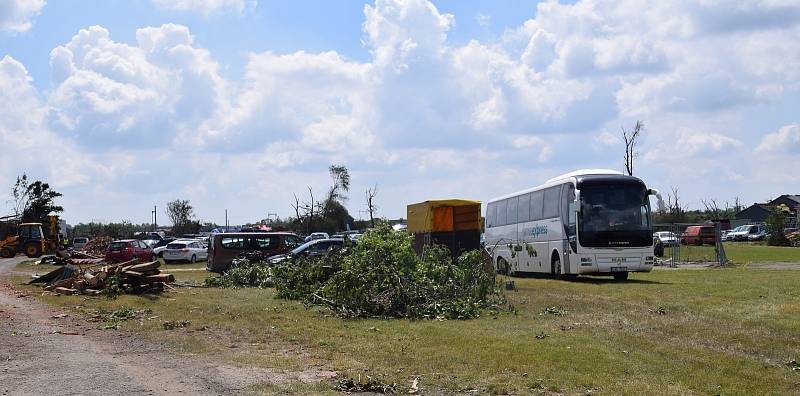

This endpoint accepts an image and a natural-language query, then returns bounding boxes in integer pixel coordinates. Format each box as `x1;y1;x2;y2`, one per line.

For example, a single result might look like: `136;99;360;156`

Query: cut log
54;287;78;295
143;274;175;283
128;261;160;272
122;270;144;278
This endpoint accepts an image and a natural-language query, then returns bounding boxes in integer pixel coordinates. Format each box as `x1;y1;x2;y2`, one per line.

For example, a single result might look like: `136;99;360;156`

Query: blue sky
0;0;798;226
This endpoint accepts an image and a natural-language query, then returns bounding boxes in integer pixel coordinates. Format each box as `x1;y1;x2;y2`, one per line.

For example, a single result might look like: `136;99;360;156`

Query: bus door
516;193;534;272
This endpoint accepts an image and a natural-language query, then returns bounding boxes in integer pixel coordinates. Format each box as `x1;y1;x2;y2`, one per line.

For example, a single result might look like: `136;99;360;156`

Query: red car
105;239;155;262
680;226;716;245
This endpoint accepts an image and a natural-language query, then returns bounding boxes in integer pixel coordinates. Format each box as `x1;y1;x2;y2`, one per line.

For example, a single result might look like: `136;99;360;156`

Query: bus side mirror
648;188;659;196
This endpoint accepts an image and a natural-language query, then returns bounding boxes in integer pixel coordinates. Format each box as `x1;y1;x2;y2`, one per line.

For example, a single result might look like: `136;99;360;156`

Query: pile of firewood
79;236;113;257
29;259;175;296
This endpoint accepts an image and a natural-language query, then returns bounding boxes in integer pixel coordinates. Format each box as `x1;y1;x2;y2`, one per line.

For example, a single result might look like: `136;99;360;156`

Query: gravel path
0;256;331;395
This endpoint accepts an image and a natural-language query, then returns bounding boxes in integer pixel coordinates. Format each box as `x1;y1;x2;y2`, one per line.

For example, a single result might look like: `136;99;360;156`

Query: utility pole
152;205;157;231
225;209;228;232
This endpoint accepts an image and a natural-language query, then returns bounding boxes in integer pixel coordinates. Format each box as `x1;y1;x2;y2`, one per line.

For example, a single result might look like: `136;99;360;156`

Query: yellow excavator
0;215;63;258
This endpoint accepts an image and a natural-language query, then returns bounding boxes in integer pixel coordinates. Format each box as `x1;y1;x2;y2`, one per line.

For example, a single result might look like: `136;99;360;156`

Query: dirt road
0;257;278;395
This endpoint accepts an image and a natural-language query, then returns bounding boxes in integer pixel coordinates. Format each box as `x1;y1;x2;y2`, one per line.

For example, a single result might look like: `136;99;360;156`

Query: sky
0;0;799;226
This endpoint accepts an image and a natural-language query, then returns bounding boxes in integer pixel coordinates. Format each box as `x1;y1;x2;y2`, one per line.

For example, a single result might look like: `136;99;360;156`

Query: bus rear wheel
613;272;629;281
551;255;562;280
497;257;510;276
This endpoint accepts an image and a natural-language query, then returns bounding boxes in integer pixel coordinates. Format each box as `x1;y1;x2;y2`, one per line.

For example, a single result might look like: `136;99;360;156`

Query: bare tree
365;185;378;228
302;187;315;234
622;120;644;176
291;193;302;225
666;187;686;223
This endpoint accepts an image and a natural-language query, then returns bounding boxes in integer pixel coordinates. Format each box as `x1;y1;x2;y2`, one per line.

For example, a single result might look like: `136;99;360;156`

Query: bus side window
530;191;544;220
543;187;560;219
486;203;496;228
497;199;508;226
518;193;531;223
507;197;518;225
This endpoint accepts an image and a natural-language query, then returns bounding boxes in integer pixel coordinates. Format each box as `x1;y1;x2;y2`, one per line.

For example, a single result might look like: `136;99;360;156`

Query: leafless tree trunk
667;186;686;223
291;193;301;225
622;120;644;176
365;185;378;228
304;187;315;235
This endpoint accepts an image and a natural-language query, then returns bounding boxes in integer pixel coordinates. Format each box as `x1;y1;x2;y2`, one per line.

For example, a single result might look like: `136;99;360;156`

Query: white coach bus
485;169;658;281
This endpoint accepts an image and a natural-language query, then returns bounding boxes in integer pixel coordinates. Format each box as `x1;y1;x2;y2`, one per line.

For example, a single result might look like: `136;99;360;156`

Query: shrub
766;210;791;246
274;225;510;319
204;254;274;288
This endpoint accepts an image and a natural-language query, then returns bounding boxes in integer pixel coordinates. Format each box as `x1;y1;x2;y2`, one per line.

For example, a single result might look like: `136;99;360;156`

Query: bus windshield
578;184;652;248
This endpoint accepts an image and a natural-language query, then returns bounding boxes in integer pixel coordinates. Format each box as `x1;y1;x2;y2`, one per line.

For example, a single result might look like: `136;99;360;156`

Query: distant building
768;195;800;211
735;204;772;223
735;194;800;223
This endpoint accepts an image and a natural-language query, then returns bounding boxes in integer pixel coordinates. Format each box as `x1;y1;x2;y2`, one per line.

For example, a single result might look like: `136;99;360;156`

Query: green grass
14;264;800;395
662;242;800;263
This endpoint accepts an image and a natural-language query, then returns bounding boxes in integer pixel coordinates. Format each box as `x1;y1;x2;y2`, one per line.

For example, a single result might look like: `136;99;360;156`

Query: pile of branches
29;259;174;296
204;252;274;289
78;236;113;257
788;231;800;247
273;225;510;320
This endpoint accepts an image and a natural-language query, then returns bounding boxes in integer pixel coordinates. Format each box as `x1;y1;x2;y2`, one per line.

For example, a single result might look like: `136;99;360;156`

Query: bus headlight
644;256;654;264
580;257;593;266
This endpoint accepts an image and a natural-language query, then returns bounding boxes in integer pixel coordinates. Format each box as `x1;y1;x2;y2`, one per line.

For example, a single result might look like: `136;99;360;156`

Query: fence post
715;223;728;266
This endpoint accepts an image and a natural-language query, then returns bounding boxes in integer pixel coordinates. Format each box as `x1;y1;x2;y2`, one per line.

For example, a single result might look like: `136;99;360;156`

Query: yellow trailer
407;199;482;256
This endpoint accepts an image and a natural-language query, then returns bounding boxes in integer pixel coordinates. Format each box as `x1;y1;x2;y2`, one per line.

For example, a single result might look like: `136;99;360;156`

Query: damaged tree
365;184;378;228
622;121;643;176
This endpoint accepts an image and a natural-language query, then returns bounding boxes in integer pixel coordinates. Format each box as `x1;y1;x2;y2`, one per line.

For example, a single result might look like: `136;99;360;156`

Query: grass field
14;261;800;395
661;241;800;264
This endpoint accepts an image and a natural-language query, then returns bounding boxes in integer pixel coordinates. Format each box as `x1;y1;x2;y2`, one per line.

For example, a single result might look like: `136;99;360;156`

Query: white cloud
644;129;743;162
476;13;490;27
757;124;800;153
47;24;227;148
150;0;256;16
0;0;45;33
3;0;800;221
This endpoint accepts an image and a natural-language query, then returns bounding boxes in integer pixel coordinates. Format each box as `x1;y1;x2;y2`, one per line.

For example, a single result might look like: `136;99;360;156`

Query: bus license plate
611;266;627;272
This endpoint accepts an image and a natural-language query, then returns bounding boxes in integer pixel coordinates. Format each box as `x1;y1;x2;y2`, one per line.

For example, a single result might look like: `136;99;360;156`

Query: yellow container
407;199;481;233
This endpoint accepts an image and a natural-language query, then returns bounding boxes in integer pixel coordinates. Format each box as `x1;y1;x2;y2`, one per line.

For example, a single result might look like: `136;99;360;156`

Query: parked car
727;224;764;241
151;237;178;257
304;232;330;242
105;239;154;263
748;229;769;241
207;232;305;273
268;238;346;265
72;237;90;250
681;226;716;245
784;228;798;235
653;231;679;247
134;231;165;248
163;239;208;264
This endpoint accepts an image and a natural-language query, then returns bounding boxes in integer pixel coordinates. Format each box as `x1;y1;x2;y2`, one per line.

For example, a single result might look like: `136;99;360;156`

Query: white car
162;239;208;263
72;237;90;250
304;232;330;242
653;231;679;247
727;225;763;241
